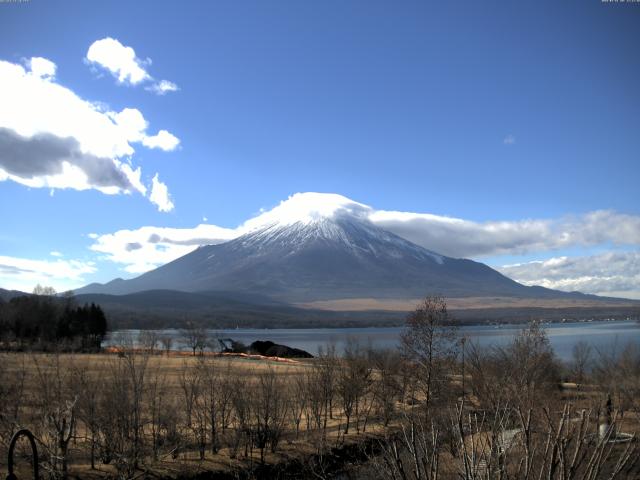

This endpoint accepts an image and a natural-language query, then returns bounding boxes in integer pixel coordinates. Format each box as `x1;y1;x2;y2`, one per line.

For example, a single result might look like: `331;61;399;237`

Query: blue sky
0;0;639;297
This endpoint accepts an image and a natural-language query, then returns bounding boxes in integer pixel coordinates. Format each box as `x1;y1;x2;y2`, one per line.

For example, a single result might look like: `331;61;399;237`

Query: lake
107;319;640;362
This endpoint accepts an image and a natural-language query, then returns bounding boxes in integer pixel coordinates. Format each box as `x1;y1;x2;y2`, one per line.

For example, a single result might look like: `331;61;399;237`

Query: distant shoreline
105;319;640;362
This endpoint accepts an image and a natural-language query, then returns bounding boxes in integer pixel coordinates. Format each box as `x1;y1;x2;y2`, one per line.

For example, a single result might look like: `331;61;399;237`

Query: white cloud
110;107;149;142
0;128;140;195
498;251;640;299
370;209;640;258
50;251;63;257
149;174;174;212
86;37;150;85
142;130;180;151
86;38;179;95
503;134;516;145
90;224;236;273
28;57;56;79
110;108;179;151
0;57;178;206
146;80;179;95
0;255;96;293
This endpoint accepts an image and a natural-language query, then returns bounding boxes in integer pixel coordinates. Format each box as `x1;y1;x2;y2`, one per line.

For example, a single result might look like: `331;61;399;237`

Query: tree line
0;285;107;351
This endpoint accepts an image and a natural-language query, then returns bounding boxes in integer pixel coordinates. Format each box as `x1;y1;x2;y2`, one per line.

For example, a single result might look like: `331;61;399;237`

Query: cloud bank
90;224;237;273
0;255;96;293
498;251;640;299
0;57;179;210
0;128;142;194
86;37;179;95
369;209;640;258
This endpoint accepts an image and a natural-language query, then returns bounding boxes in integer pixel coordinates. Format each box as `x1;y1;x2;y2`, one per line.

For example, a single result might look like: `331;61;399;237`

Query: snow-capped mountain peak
241;192;372;231
75;190;565;303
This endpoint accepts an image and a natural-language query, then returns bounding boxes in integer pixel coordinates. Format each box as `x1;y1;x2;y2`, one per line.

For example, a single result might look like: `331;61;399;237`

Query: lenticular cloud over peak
241;192;372;230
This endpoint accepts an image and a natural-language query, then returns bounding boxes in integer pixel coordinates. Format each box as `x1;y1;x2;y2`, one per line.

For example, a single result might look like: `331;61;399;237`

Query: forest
0;286;107;351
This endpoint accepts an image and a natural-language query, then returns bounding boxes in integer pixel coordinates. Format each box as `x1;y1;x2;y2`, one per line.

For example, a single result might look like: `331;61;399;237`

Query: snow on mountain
201;192;444;263
240;192;371;230
73;192;628;313
236;215;445;265
76;196;573;302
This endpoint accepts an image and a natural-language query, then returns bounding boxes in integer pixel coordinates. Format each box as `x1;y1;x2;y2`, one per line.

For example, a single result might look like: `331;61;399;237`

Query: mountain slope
0;287;32;302
76;197;589;303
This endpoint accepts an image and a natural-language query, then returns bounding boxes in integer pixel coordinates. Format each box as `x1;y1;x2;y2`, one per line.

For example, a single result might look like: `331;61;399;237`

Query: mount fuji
76;193;592;304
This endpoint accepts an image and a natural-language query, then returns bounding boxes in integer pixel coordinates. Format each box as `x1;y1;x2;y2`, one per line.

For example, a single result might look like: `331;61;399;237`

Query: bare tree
216;360;235;433
571;340;593;386
33;284;57;296
451;402;638;480
33;353;77;480
120;341;150;470
98;335;150;477
160;335;173;355
374;407;441;480
290;371;308;438
181;321;208;356
401;296;458;413
304;365;326;432
0;353;27;449
147;367;169;461
316;343;338;441
179;360;197;429
252;366;289;462
337;339;372;435
371;348;403;427
139;330;159;354
73;364;101;469
468;321;560;416
594;341;640;418
229;376;251;459
200;357;222;454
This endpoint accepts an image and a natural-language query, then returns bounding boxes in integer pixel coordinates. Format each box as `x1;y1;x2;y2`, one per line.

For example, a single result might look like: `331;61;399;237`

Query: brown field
1;350;395;480
297;295;640;311
1;325;638;480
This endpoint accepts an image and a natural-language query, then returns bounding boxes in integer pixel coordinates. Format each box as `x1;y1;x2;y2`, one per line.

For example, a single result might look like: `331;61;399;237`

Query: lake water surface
108;320;640;362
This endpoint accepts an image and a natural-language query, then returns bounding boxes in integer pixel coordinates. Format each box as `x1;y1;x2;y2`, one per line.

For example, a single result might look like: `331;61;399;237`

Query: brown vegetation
0;297;639;480
297;296;640;312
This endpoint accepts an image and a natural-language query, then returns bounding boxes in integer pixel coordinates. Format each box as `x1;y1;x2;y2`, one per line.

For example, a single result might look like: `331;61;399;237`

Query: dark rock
249;340;313;358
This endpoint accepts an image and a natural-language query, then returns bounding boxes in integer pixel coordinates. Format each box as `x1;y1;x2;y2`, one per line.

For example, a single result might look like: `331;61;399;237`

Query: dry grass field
297;296;640;312
1;315;639;480
1;350;398;480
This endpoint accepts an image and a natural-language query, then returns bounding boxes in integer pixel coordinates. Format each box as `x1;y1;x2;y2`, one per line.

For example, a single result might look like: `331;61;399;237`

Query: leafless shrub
32;353;77;480
571;340;593;386
594;341;640;418
97;338;150;478
370;348;403;427
138;330;159;354
337;338;372;435
0;353;27;452
181;321;208;356
251;366;289;462
160;335;173;355
72;364;101;469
